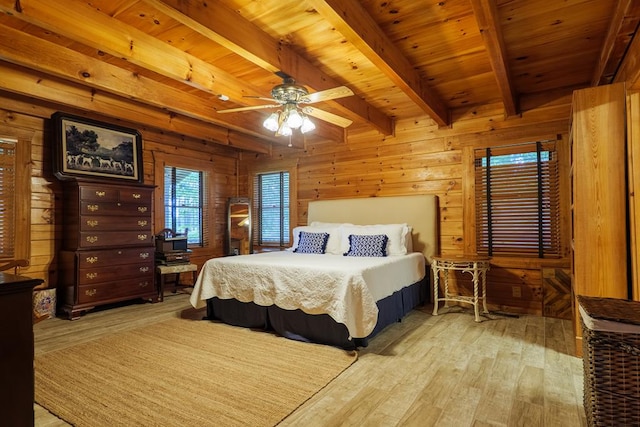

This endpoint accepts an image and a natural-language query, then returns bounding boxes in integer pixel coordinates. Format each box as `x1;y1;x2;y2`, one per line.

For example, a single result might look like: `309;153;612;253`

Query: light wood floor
34;292;586;427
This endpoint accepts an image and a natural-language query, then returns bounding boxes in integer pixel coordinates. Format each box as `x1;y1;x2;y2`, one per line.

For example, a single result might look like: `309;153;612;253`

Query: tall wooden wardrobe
570;82;629;356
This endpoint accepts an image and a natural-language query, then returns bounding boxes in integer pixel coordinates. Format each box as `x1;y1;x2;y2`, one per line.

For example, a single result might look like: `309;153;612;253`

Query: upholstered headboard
307;195;439;262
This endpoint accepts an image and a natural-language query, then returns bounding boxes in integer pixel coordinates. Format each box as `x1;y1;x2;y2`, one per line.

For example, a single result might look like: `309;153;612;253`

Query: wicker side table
431;255;490;322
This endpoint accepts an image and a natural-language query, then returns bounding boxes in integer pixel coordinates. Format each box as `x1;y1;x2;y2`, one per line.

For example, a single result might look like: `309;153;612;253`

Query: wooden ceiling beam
305;0;449;127
0;23;344;144
0;61;273;154
143;0;393;136
0;0;269;100
592;0;640;86
469;0;518;117
0;0;316;132
615;23;640;89
0;0;343;144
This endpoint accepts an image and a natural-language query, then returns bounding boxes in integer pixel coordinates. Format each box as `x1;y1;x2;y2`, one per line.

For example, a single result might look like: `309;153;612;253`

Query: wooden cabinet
627;92;640;302
59;180;157;319
570;83;628;355
0;273;43;427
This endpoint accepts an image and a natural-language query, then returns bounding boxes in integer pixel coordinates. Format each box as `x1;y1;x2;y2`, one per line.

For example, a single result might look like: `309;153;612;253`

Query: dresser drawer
77;247;154;268
79;231;153;248
80;185;152;205
118;188;152;204
80;215;151;231
81;201;151;216
80;185;120;202
78;278;154;304
78;261;154;285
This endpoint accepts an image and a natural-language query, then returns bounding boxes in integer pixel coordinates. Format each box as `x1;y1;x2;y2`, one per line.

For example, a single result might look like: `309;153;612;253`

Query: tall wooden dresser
59;179;157;319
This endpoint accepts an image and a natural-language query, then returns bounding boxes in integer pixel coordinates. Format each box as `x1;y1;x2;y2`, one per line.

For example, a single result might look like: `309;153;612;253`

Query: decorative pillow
344;234;388;257
293;231;330;254
289;225;342;254
338;224;410;256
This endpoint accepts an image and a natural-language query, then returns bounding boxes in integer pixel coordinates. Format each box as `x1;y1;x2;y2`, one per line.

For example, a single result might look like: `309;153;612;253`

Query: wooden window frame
0;136;30;261
248;160;298;250
163;166;205;246
474;141;560;258
462;134;571;265
153;152;214;254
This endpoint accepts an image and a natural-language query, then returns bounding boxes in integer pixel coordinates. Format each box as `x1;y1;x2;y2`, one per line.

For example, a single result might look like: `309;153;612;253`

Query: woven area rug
35;318;357;426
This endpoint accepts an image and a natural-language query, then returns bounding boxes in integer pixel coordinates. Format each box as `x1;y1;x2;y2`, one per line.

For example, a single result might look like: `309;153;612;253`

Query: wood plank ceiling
0;0;638;153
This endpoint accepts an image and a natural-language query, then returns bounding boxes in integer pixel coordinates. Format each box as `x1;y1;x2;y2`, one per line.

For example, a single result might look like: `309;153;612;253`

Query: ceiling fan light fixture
263;112;279;132
286;108;303;129
277;122;292;136
300;116;316;134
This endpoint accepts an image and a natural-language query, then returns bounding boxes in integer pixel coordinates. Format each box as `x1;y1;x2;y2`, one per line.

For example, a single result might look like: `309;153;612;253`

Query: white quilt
190;251;425;338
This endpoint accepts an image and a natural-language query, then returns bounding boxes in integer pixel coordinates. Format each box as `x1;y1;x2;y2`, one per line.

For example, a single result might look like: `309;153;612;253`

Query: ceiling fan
217;76;354;136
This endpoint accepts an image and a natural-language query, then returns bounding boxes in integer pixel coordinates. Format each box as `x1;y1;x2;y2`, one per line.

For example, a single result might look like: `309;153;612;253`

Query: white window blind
475;140;561;258
253;171;290;246
0;139;16;258
164;166;206;246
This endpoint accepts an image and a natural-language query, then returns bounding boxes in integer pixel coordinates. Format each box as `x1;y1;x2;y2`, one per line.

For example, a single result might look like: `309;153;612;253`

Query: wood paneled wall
245;98;573;315
0;99;241;290
3;88;573;316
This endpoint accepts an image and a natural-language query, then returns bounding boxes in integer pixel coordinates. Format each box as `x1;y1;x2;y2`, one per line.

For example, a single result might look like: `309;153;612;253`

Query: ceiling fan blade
303;86;354;104
303;106;353;127
243;96;278;102
217;104;280;114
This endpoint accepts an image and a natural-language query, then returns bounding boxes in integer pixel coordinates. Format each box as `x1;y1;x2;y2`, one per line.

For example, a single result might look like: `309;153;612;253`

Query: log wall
0;97;241;291
245;97;574;316
2;89;573;316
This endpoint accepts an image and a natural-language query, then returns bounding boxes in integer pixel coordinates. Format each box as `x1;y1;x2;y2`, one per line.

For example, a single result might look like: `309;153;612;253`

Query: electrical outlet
512;286;522;298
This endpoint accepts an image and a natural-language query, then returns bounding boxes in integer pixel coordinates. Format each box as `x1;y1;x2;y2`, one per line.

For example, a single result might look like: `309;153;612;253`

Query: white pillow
309;221;353;228
339;223;410;256
289;225;342;254
405;226;413;253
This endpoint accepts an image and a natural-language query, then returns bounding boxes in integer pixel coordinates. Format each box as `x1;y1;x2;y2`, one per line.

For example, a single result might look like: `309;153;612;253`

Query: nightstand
432;255;490;322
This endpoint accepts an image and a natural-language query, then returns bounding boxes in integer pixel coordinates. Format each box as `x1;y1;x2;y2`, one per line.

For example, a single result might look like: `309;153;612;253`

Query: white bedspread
190;251;425;338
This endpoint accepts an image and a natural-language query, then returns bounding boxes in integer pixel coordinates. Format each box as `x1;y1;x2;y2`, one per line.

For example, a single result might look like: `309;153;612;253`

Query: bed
190;195;439;349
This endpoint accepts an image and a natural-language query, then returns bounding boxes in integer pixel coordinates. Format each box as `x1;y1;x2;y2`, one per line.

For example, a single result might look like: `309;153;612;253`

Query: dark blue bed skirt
205;275;428;350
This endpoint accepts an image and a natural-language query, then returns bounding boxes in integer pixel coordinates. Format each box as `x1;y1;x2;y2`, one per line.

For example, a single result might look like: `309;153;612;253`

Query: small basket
578;295;640;426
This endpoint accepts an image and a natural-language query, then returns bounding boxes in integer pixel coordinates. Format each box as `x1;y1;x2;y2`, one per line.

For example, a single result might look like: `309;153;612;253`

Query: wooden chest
59;180;157;319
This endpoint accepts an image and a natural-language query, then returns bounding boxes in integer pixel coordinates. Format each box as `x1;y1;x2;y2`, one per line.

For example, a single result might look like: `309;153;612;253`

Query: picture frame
52;112;143;183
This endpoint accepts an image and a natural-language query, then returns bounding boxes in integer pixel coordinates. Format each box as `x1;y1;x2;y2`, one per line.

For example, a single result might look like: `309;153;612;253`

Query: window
0;136;29;261
163;166;206;246
474;140;560;258
253;171;290;247
0;139;17;257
